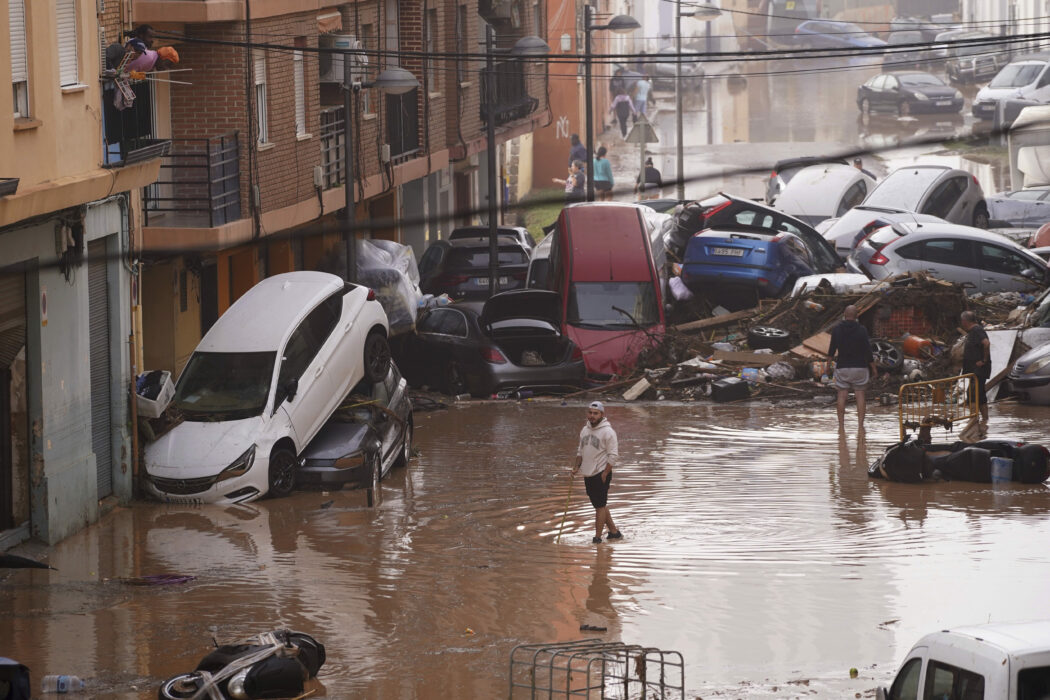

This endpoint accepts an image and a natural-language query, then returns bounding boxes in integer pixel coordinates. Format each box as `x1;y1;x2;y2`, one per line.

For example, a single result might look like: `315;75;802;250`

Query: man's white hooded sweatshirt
577;418;618;477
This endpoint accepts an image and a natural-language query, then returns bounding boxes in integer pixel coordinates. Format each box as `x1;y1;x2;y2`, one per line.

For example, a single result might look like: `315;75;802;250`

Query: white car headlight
913;92;928;101
1024;355;1050;375
954;90;962;99
217;445;256;482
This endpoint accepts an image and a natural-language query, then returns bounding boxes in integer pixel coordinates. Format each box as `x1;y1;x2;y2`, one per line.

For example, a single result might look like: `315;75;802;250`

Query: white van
973;56;1050;120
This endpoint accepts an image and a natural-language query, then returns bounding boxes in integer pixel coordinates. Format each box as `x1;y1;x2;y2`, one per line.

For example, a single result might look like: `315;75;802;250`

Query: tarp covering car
357;239;423;336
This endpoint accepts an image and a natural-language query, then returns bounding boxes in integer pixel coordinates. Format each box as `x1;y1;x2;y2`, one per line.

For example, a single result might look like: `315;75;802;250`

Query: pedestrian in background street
592;146;614;201
610;92;636;139
572;401;622;544
828;304;878;432
568;133;586;167
632;74;653;121
635;157;663;199
961;310;991;430
553;160;586;202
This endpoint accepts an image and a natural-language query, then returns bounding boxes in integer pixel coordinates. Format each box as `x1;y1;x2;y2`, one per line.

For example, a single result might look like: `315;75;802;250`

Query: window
885;76;898;90
456;6;467;83
360;25;374;114
425;9;438;92
419;309;468;337
56;0;78;86
384;0;400;66
924;660;984;700
897;242;923;260
293;45;306;136
922;177;968;219
922;239;973;267
567;282;660;328
838;181;869;216
887;658;921;700
253;50;268;144
979;243;1034;275
10;0;29;116
276;293;342;398
1018;665;1050;699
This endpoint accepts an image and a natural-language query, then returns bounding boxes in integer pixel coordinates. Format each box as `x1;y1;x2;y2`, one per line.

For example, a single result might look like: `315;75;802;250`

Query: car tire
363;331;391;384
267;446;297;498
747;326;792;352
871;339;903;373
860;98;871;115
972;204;990;229
363;451;381;491
158;674;206;700
898;101;911;117
395;415;413;468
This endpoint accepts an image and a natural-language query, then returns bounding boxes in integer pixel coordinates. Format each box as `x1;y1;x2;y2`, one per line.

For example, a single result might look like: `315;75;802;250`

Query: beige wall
0;1;105;189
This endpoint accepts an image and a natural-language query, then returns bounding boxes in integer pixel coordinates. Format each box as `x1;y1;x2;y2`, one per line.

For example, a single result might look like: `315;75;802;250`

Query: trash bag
356;239;422;334
1014;444;1050;484
933;447;992;483
0;658;31;700
765;361;795;380
877;442;929;482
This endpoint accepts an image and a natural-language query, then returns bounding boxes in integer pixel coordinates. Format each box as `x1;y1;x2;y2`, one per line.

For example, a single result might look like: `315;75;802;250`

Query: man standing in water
961;310;991;431
572;402;622;543
828;305;878;432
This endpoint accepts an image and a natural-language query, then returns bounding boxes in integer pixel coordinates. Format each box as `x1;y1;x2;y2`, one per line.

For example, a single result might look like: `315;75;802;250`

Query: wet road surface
4;399;1050;698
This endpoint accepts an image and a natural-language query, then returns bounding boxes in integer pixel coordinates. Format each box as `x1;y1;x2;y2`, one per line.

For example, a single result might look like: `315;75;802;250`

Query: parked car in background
1008;341;1050;405
650;46;704;92
882;31;927;71
145;272;392;505
765;156;850;205
526;232;553;290
418;235;531;300
818;204;946;258
298;364;413;489
547;203;666;377
929;27;972;64
862;164;989;227
857;72;964;116
397;290;585;396
985;186;1050;228
944;31;1007;83
847;221;1049;293
889;15;957;41
973;55;1050;120
791;20;887;50
772;162;875;226
448;225;535;250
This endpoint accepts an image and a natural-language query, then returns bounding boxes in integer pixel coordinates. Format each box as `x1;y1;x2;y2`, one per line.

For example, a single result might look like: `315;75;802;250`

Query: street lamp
341;65;419;283
484;30;551;298
675;1;720;201
583;7;640;202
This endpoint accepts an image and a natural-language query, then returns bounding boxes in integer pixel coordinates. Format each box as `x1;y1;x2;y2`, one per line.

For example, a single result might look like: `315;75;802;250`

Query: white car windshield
990;63;1043;88
174;351;276;420
567;282;660;329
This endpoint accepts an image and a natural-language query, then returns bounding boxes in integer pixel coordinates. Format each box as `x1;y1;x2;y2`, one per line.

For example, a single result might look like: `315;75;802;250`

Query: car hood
301;422;373;462
481;289;562;327
856;36;888;47
567;325;663;376
976;85;1026;101
1013;342;1050;376
908;85;958;99
146;416;264;477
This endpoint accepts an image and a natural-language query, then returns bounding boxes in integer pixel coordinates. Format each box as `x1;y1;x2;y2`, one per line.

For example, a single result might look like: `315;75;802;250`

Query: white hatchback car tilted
145;272;391;504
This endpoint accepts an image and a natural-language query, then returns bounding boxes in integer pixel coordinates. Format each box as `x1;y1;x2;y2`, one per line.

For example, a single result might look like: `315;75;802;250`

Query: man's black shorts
968;371;989;407
584;472;611;508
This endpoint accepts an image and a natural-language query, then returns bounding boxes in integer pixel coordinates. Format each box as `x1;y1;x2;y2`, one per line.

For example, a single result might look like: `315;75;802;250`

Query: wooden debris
623;378;651;401
673;307;755;332
711;350;786;366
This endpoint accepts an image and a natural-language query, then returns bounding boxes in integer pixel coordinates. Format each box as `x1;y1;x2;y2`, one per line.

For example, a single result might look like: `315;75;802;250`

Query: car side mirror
283;379;298;402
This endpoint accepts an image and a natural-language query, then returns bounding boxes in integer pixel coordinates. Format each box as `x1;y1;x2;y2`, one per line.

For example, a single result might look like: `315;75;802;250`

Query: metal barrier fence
898;373;980;442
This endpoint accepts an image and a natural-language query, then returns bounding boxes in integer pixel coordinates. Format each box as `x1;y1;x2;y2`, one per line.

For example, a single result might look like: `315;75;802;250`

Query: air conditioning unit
319;34;368;84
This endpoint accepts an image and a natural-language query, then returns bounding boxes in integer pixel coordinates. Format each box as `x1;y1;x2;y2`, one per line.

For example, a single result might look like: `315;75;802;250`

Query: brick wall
342;2;385;194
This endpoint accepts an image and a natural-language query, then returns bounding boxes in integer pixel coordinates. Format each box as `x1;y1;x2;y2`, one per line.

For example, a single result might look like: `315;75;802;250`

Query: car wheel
972;204;990;229
363;451;381;491
898;101;911;117
871;339;903;373
445;360;467;396
267;446;297;498
395;415;413;468
860;98;872;115
158;674;206;700
363;331;391;384
747;326;792;352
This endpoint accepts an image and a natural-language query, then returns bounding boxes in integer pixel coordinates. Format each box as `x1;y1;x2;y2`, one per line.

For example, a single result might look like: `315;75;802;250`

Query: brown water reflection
3;401;1050;698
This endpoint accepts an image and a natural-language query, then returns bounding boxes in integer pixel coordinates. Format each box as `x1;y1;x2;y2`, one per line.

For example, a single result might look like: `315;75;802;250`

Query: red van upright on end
547;203;666;377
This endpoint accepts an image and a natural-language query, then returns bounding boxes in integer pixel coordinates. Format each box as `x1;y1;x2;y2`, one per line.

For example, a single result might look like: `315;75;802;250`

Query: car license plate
711;247;744;257
936;100;951;106
475;277;511;286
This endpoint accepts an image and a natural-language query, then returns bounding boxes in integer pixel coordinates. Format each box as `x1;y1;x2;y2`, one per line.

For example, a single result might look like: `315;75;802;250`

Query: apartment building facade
1;1;162;545
130;0;549;378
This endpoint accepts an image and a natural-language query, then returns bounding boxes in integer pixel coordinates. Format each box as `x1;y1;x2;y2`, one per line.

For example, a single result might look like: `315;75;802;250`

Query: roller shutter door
88;240;112;498
0;267;26;529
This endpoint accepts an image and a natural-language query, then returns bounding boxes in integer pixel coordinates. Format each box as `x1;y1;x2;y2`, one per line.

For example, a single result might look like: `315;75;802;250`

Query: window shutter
56;0;79;86
9;0;27;83
293;50;305;135
253;50;265;85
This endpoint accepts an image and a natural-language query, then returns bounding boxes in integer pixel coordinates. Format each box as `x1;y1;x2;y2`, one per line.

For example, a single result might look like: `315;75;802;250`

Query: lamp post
341;64;419;283
583;8;639;202
484;30;550;298
675;1;720;202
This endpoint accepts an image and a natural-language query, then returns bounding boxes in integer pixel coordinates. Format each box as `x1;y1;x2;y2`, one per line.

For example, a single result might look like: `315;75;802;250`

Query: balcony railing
319;106;346;190
102;80;171;167
480;61;539;126
143;133;241;228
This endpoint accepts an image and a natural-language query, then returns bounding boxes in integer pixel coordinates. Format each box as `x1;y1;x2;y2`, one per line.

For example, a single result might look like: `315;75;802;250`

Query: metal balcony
142;133;242;228
480;62;539;126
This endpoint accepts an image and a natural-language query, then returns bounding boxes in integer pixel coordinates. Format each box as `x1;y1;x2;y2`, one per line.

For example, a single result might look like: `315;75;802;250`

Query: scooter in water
158;630;325;700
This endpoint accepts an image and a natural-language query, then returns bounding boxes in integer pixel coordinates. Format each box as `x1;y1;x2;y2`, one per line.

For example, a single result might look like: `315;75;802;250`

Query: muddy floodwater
4;400;1050;698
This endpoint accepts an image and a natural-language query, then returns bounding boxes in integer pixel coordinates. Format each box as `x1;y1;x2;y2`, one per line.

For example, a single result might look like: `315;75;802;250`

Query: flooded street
4;399;1050;698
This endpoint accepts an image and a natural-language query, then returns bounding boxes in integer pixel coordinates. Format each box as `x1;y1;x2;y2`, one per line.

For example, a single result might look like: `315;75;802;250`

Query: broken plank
673;308;756;332
711;350;786;366
623;378;651;401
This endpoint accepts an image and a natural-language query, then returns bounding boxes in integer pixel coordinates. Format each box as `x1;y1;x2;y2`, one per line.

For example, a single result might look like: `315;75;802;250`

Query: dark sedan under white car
857;71;964;116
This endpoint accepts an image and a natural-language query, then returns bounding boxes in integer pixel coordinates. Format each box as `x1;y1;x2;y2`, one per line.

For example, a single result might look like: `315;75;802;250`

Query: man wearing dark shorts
961;310;991;429
572;401;622;544
828;305;878;432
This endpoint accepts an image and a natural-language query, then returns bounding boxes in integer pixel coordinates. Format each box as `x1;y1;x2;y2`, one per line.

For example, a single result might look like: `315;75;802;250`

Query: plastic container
802;300;824;312
991;457;1013;485
41;675;85;693
740;367;763;384
902;335;934;358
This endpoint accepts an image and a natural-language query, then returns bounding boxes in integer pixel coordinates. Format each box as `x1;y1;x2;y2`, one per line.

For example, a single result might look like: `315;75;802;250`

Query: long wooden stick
555;471;575;544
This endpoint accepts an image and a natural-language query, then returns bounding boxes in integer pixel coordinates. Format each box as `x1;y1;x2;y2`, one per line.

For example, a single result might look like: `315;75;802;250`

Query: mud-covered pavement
4;399;1050;698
